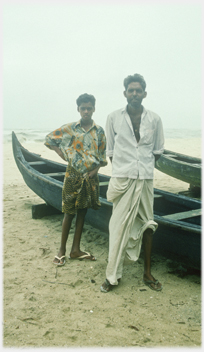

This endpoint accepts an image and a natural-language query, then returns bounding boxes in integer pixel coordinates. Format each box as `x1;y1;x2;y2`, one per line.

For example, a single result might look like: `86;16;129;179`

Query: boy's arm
49;145;66;161
45;124;69;161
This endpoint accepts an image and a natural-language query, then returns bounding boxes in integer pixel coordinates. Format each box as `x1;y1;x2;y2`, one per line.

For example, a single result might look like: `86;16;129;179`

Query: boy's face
78;102;95;123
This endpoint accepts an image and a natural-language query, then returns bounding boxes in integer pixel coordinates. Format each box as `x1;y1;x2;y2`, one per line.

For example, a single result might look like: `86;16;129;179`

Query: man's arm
153;117;165;163
154;154;161;162
105;114;115;161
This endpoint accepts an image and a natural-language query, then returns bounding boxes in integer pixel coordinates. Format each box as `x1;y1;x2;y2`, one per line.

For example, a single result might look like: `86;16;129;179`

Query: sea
2;128;202;144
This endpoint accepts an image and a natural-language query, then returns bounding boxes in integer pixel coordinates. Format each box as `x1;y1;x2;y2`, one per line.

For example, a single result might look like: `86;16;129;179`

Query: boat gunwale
157;155;201;169
163;149;201;164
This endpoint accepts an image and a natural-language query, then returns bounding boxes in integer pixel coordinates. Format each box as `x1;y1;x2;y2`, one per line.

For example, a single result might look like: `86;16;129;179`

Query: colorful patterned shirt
45;120;107;174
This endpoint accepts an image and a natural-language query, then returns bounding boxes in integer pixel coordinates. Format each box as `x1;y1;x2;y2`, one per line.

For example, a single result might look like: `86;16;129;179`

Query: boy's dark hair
76;93;96;107
123;74;146;91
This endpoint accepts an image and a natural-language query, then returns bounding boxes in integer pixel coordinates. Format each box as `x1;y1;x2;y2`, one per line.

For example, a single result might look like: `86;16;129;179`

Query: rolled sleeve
105;114;115;157
44;125;67;149
153;118;165;155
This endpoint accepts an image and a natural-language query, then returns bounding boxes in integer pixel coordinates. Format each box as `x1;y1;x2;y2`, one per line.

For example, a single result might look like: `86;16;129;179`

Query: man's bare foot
143;274;162;291
100;279;113;293
100;278;121;293
69;250;96;261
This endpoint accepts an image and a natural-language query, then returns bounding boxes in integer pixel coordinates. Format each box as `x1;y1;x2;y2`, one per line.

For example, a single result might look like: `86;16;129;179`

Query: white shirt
105;106;164;179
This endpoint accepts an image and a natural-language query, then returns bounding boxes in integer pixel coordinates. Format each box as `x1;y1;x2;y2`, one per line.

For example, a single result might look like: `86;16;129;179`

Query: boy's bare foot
69;250;96;261
53;250;66;266
53;255;66;266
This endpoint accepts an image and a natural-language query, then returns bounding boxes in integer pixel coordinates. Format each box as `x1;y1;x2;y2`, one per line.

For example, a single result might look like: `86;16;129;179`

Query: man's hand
154;154;161;163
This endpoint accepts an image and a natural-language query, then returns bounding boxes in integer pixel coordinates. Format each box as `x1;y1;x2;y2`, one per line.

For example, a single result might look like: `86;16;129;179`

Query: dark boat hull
85;189;201;270
155;149;201;187
12;133;65;211
12;132;202;269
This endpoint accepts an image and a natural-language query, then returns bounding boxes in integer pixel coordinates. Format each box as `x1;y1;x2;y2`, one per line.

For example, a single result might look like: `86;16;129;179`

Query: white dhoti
106;177;158;285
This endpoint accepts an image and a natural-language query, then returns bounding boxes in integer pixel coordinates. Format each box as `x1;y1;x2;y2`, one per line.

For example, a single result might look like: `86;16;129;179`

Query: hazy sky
3;1;202;131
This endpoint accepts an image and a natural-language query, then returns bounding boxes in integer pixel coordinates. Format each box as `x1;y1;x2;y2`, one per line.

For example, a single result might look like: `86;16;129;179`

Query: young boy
45;93;107;266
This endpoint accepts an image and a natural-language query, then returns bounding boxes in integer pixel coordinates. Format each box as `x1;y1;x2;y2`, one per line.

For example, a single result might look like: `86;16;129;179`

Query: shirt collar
123;105;147;119
74;120;98;129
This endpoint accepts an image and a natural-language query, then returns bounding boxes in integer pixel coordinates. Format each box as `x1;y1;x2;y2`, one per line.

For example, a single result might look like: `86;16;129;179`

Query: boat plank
32;203;62;219
28;161;46;166
46;172;66;177
99;182;109;186
162;208;201;221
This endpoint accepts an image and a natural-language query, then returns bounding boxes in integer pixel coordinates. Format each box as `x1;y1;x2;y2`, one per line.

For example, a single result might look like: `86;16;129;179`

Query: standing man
100;74;164;292
45;93;107;266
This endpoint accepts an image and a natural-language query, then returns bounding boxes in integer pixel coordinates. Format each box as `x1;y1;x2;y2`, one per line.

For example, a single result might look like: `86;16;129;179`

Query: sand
3;136;201;348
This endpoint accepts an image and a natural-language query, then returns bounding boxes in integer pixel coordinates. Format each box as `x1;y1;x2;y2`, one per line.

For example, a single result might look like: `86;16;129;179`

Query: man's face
78;102;95;122
124;82;147;108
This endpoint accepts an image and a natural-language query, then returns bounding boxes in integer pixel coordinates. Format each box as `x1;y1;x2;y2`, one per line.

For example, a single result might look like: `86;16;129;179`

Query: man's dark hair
76;93;96;107
123;74;146;91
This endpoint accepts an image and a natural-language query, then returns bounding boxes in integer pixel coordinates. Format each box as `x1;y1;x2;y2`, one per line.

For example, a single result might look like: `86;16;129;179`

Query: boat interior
20;145;201;227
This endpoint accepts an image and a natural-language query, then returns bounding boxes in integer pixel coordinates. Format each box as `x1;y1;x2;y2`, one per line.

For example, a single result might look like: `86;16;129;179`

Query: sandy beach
3;136;201;348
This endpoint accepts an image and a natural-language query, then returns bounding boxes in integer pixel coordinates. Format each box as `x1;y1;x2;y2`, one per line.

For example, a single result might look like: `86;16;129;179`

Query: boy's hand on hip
88;166;100;178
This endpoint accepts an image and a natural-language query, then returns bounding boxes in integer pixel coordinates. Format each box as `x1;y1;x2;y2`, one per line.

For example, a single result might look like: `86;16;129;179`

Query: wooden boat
155;149;201;188
12;132;202;269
